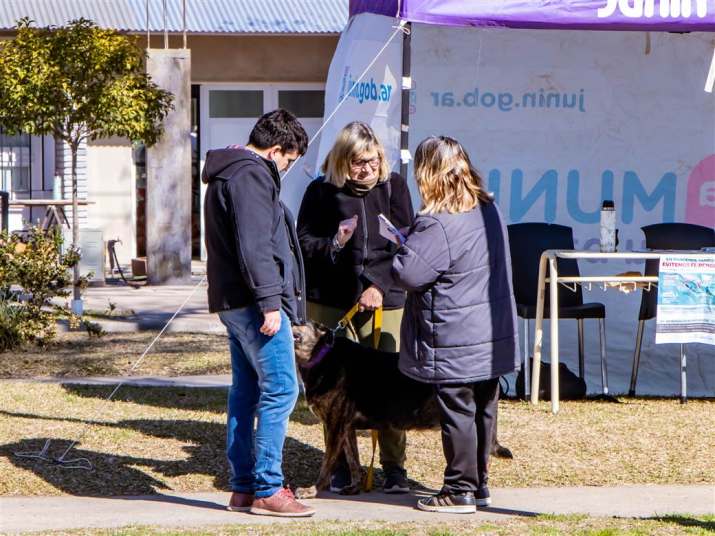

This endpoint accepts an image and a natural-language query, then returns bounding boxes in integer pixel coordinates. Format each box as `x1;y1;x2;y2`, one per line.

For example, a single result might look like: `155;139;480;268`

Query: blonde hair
413;136;491;215
321;122;391;188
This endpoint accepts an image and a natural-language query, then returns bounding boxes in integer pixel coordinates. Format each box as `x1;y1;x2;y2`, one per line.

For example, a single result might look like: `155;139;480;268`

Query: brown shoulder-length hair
321;121;391;187
413;136;492;215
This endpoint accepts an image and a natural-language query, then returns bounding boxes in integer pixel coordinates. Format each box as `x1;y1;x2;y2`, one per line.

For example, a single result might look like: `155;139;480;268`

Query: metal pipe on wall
163;0;168;49
145;0;150;47
41;134;45;192
183;0;187;49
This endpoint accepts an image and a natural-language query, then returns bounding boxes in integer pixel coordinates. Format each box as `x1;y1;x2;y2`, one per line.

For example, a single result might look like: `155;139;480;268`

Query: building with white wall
0;0;345;270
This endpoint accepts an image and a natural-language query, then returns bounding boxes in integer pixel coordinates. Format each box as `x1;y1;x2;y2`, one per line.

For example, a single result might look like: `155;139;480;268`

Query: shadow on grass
0;404;545;517
649;515;715;532
0;332;228;379
0;406;448;511
0;354;127;379
0;405;325;497
0;386;526;512
62;384;228;413
59;385;321;426
14;330;224;354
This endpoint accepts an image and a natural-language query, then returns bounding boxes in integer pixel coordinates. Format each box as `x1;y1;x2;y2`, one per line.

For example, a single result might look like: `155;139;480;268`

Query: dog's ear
313;322;330;336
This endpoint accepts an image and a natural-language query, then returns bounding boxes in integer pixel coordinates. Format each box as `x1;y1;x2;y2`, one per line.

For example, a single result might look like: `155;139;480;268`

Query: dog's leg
297;414;340;500
341;427;362;495
316;419;345;490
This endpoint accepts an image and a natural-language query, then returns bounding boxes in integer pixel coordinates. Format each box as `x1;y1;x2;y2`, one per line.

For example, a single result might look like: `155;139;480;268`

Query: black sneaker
475;485;491;507
329;465;351;493
417;491;477;514
383;466;409;494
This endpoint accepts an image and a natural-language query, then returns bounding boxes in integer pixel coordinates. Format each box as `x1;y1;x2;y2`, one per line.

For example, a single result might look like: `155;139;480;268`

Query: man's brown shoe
226;491;253;512
249;488;316;517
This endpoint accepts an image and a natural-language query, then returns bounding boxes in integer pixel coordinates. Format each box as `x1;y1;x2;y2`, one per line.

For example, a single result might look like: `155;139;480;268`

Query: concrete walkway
57;276;223;334
1;485;713;533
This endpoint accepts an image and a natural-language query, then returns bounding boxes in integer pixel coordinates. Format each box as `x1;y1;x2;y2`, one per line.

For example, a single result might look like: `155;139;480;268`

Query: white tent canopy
280;10;715;397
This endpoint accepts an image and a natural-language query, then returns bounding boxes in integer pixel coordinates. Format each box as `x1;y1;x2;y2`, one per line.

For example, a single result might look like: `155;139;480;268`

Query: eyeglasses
350;157;380;170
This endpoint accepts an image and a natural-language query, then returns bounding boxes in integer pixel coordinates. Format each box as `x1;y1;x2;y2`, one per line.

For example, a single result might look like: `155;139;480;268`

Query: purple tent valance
349;0;715;31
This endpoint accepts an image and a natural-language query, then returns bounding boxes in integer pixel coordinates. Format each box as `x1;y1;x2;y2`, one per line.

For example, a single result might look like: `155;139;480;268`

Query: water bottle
600;200;616;252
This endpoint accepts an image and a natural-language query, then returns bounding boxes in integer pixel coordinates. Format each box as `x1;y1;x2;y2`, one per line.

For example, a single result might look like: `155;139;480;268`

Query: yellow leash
336;302;382;492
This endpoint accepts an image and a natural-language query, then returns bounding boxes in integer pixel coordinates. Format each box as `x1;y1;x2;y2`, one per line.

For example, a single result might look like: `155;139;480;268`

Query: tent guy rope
281;20;410;183
706;47;715;92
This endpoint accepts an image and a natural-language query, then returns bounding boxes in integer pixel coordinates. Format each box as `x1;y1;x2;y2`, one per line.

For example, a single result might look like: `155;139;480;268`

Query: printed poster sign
656;254;715;345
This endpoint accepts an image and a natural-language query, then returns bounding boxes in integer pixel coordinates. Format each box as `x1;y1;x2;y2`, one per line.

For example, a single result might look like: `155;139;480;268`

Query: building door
199;83;325;259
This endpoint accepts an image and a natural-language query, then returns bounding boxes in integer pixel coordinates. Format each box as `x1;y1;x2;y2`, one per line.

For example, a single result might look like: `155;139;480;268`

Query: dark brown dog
293;322;512;494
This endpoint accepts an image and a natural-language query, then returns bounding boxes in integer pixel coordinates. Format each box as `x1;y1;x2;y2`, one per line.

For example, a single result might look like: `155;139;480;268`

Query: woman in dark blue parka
392;136;520;514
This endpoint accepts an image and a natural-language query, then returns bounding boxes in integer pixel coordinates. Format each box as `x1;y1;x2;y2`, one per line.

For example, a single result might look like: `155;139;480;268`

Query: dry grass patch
456;396;715;488
36;515;715;536
0;383;713;498
0;332;229;378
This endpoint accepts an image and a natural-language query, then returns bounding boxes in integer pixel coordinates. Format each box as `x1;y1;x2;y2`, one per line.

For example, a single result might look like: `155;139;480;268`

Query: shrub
0;299;23;351
0;227;96;352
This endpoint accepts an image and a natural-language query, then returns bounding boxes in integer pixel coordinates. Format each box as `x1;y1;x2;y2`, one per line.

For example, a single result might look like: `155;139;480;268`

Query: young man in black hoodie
203;109;313;517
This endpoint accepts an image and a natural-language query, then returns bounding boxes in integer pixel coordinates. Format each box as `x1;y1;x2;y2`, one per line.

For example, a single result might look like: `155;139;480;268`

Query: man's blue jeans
218;306;298;499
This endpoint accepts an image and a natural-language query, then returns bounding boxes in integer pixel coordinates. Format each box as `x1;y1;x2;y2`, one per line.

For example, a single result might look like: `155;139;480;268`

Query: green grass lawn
38;515;715;536
3;335;713;535
0;383;713;497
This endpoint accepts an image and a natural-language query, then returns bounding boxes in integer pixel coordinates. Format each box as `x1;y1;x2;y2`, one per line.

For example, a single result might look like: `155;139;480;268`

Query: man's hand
358;285;384;312
336;215;359;247
260;310;281;336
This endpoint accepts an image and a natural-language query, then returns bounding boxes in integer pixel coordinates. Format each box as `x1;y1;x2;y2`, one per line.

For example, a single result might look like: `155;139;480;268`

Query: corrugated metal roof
0;0;348;34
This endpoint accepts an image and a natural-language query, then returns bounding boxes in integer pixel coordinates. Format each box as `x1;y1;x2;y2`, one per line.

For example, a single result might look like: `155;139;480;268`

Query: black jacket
297;172;414;310
393;202;520;383
203;148;305;323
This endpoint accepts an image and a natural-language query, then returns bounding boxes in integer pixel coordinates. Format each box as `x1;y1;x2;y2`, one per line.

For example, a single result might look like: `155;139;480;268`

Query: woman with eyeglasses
297;121;414;494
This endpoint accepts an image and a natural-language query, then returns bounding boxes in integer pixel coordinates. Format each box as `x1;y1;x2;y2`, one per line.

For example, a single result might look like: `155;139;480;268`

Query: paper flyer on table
655;254;715;345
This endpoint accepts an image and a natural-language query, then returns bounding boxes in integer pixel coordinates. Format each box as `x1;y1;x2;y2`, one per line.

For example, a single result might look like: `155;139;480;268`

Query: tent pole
399;22;412;179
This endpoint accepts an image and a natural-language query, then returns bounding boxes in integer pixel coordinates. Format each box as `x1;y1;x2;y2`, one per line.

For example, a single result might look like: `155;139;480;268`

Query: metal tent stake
14;439;92;470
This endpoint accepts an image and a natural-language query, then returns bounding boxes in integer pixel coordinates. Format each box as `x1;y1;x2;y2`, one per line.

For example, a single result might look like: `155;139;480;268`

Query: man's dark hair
248;109;308;156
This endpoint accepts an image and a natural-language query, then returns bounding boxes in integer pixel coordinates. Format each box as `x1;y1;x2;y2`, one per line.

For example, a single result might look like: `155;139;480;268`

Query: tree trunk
71;142;80;302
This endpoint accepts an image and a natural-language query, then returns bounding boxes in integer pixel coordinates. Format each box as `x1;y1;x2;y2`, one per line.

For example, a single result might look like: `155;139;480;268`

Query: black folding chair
507;223;608;397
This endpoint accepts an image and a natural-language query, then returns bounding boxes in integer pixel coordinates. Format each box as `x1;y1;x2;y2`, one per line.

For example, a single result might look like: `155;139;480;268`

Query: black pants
435;377;500;494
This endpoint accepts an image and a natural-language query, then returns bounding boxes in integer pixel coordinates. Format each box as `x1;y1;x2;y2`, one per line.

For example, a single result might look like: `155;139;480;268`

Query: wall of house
137;34;339;82
86;137;136;266
77;34;339;268
1;33;339;82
